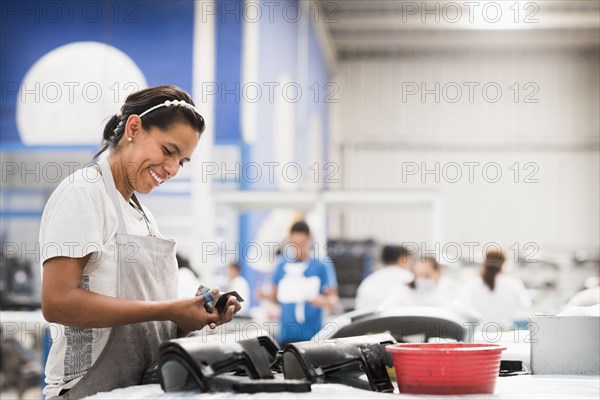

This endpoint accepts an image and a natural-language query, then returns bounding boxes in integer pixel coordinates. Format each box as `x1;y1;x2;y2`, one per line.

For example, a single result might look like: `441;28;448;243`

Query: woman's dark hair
95;85;205;158
482;248;505;291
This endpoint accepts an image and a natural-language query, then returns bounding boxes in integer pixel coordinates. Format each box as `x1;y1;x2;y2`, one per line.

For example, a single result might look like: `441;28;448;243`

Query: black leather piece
141;363;160;385
499;360;528;376
235;338;276;379
281;333;396;393
158;335;280;392
237;335;280;374
359;343;395;392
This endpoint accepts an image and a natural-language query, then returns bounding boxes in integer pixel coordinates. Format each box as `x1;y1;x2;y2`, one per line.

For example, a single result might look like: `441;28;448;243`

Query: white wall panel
329;50;599;253
334;51;599;146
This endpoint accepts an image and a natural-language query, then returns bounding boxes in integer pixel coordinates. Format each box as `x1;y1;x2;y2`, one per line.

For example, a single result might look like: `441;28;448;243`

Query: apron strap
98;154;129;236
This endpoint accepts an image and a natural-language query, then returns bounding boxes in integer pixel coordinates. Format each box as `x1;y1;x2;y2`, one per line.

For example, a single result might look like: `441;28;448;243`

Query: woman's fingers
170;294;242;334
206;308;223;325
227;296;242;314
221;298;238;322
204;297;240;327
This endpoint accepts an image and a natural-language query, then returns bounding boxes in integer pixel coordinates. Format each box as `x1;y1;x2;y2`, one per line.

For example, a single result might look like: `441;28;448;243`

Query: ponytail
95;114;125;158
482;249;505;291
482;267;500;291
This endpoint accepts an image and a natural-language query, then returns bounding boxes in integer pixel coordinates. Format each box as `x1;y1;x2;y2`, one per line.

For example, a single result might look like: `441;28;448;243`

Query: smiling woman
39;86;241;399
96;86;205;199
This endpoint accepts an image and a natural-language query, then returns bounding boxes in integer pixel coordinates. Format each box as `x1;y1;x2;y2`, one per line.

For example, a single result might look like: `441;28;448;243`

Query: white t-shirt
465;274;531;330
39;166;164;398
355;267;414;311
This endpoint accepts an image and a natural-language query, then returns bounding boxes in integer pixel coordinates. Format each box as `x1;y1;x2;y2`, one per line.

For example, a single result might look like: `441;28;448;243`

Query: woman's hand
168;289;242;335
207;295;242;329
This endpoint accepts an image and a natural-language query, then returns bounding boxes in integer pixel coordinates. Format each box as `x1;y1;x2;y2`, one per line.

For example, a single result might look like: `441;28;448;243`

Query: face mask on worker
415;277;436;292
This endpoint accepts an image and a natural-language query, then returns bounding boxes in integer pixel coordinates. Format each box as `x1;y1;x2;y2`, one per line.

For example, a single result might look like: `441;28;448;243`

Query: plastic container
386;343;506;395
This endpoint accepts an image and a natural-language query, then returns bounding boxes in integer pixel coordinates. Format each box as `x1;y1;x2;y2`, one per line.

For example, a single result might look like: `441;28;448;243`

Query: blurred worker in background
226;262;250;316
264;221;339;344
176;253;201;299
564;261;600;309
465;248;531;330
565;285;600;309
405;256;454;307
355;245;414;310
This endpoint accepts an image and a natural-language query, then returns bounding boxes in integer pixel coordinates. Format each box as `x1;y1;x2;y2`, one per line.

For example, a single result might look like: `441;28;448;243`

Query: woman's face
121;118;199;195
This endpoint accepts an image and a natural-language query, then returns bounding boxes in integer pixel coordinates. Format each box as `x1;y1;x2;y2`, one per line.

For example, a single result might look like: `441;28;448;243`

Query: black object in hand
196;285;244;314
214;291;244;313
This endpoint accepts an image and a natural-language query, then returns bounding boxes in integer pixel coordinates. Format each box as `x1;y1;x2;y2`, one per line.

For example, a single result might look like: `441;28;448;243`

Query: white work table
88;375;599;399
85;326;599;399
3;312;596;399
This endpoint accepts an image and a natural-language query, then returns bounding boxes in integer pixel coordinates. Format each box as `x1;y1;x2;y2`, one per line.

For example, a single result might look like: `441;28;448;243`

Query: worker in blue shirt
269;221;339;344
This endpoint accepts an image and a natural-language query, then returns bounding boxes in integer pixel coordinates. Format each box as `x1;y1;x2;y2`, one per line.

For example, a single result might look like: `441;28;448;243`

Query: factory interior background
0;0;599;398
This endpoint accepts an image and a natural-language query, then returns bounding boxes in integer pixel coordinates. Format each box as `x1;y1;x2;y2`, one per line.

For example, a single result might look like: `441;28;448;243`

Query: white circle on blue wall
17;41;147;145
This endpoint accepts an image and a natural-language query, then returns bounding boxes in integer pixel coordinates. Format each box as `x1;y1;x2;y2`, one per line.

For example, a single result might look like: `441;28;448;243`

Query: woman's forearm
42;256;237;332
43;288;169;328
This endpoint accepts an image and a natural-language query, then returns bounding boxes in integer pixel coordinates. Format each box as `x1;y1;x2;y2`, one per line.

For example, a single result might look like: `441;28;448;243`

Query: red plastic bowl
386;343;506;395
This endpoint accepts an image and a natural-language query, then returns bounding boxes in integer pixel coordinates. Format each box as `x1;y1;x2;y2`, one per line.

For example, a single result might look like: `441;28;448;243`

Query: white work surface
88;375;599;399
85;327;599;400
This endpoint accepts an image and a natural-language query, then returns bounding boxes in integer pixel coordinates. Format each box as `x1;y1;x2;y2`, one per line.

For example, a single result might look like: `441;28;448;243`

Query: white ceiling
315;0;600;58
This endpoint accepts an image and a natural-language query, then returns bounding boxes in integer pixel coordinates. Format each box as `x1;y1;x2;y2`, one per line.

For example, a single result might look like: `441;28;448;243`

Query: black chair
317;307;467;343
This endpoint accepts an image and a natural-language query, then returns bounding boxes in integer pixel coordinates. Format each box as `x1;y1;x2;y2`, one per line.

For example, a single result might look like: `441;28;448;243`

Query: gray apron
54;156;178;399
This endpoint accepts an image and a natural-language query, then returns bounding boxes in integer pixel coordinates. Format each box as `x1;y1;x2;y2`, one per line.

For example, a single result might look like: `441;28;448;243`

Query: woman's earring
128;137;132;142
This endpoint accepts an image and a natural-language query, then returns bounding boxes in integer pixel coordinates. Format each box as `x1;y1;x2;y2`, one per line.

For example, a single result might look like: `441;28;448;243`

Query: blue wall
1;0;195;146
232;0;332;300
1;0;332;306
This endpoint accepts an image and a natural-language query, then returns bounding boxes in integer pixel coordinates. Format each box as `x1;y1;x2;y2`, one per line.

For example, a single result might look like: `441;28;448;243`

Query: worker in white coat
465;248;531;330
405;256;455;307
40;86;241;399
355;245;414;311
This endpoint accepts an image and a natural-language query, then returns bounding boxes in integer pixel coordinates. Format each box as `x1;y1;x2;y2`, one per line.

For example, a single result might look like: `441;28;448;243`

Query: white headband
138;99;202;119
